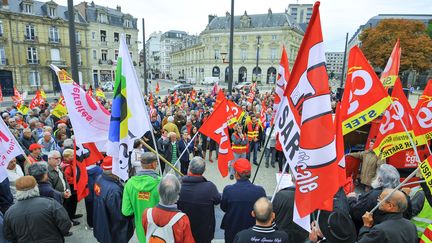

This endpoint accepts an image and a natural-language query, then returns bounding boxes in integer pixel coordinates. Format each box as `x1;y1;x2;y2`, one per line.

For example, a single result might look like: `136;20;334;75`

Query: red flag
282;2;339;217
173;91;180;106
86;86;93;97
272;46;290;125
12;88;23;107
199;98;234;177
341;46;391;135
149;92;155;109
215;90;225;108
29;90;45;109
211;82;220;96
260;100;267;126
73;142;104;201
380;39;401;88
190;89;196;102
155;81;160;95
413;80;432;140
373;79;425;159
247;82;257;103
0;84;3;102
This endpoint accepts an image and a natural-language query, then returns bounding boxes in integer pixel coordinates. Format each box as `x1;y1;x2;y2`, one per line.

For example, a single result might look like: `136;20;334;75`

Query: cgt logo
379;100;413;135
416;98;432;129
348;69;373;115
0;130;10;143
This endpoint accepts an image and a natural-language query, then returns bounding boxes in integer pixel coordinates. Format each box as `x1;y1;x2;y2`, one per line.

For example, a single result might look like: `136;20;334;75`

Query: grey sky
51;0;432;52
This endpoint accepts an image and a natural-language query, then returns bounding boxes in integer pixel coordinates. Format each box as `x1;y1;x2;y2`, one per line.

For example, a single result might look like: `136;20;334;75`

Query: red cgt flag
155;81;160;95
12;88;23;107
260;100;267;126
282;1;339;218
340;46;391;135
413;80;432;140
247;82;257;103
199;98;234;177
0;84;3;102
29;90;46;109
373;79;425;159
380;39;401;88
272;46;290;126
190;89;196;102
73;142;104;201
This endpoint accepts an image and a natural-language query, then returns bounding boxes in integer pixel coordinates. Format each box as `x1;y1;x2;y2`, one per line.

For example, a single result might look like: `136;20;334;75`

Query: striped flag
107;34;152;181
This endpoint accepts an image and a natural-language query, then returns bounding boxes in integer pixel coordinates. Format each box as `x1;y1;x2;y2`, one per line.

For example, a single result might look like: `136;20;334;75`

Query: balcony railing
24;35;38;42
48;37;61;44
48;60;66;66
76;40;82;45
99;59;108;64
100;40;107;46
27;59;40;64
0;58;8;65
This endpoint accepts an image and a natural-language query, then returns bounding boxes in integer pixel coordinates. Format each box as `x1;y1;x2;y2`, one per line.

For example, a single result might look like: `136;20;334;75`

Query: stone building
170;9;304;84
0;0;89;95
325;52;344;79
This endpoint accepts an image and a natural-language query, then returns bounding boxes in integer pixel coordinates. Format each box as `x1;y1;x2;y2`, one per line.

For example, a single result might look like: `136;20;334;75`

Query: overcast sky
51;0;432;52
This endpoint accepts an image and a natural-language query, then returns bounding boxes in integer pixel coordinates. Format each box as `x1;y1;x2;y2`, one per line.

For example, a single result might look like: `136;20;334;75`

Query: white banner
0;118;25;182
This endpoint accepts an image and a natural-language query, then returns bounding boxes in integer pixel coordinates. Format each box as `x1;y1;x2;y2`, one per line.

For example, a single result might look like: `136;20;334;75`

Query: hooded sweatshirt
121;170;160;243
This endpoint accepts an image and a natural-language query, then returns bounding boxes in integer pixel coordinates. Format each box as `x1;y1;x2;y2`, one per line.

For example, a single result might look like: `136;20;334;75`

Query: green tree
360;19;432;73
427;20;432;39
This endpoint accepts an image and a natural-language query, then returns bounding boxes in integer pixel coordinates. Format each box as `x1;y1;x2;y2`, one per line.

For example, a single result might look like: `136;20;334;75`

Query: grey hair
16;186;40;201
189;157;206;175
374;164;400;189
63;139;74;149
48;150;61;159
158;174;181;205
167;116;174;122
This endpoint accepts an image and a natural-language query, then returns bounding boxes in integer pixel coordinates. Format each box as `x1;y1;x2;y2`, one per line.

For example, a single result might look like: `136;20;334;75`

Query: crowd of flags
1;1;432;232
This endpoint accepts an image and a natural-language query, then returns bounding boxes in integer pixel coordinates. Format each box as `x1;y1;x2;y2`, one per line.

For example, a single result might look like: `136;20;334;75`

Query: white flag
0;118;25;182
107;34;152;180
50;65;110;145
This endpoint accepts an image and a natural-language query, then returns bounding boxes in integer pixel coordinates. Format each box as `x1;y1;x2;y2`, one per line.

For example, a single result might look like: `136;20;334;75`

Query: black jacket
349;187;383;231
93;173;134;243
221;179;266;243
233;225;289;243
3;196;71;243
272;187;308;243
178;175;221;243
357;212;417;243
38;181;63;204
0;178;13;214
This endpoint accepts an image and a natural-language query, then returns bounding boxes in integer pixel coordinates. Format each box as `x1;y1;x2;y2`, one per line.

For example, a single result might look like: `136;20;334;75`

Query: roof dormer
21;0;34;14
45;0;58;18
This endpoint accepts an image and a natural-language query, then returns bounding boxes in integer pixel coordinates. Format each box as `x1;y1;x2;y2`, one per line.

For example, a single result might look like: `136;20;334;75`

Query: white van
202;77;219;85
187;78;197;85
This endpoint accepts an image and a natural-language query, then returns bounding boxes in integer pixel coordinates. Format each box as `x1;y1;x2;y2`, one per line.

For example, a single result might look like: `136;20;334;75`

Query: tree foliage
360;19;432;72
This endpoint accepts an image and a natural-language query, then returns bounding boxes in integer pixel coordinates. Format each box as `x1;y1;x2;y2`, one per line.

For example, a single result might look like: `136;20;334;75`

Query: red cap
29;143;44;151
102;156;112;170
233;158;251;174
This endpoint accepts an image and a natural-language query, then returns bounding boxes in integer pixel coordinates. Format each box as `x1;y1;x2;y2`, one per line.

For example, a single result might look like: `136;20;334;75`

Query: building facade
325;52;344;79
0;0;89;95
159;30;187;79
288;4;313;24
75;1;139;88
145;31;162;79
170;9;304;84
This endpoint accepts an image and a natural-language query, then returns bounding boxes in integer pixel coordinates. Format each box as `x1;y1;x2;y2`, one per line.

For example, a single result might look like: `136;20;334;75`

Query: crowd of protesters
0;85;431;243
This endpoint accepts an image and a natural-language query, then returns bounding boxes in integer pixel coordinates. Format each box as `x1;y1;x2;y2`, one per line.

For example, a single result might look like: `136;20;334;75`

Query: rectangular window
241;49;247;61
272;34;277;40
92;31;96;40
114;50;118;60
126;34;131;45
77;52;82;65
271;48;276;60
100;30;106;42
48;7;56;17
0;46;6;65
27;47;38;63
49;26;59;43
242;35;247;41
25;25;36;40
23;4;32;14
98;13;108;23
92;50;97;60
75;31;81;44
0;21;3;36
214;49;220;60
29;71;40;87
50;48;60;61
101;50;108;61
93;70;98;83
114;32;119;42
124;19;132;28
214;36;219;42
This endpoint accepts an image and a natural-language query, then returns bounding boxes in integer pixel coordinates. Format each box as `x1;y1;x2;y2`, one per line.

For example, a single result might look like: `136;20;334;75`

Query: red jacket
142;204;195;243
61;162;74;185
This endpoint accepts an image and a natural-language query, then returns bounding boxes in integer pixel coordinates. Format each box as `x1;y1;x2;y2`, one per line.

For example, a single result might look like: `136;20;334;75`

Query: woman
190;126;202;157
130;140;145;175
230;123;248;179
6;158;24;201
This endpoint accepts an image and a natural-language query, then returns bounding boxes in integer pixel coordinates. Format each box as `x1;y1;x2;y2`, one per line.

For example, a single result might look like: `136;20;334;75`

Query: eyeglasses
51;157;61;160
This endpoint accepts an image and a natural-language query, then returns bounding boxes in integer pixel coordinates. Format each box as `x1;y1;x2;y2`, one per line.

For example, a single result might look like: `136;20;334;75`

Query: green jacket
122;170;160;243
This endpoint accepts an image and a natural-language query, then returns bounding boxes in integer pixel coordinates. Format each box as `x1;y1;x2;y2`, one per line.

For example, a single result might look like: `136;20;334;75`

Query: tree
427;20;432;39
360;19;432;73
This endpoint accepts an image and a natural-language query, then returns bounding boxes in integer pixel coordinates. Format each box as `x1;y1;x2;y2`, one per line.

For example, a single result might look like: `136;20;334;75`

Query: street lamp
254;35;261;83
220;52;229;64
227;0;235;94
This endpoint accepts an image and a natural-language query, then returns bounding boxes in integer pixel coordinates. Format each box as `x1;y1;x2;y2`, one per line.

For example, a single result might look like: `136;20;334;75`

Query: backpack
146;208;185;243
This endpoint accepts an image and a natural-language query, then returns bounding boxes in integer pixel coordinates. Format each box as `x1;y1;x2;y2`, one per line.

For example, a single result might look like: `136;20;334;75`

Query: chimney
2;0;9;9
116;5;121;12
268;8;272;15
226;11;230;18
208;15;216;24
91;1;95;7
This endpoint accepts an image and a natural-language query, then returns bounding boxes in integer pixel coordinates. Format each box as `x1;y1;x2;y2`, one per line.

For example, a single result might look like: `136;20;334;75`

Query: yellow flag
52;96;68;118
96;88;106;99
40;89;47;99
17;104;29;115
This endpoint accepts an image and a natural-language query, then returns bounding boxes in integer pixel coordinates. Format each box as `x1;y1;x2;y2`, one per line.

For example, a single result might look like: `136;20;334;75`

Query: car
177;79;187;84
202;77;220;85
168;84;193;94
234;81;252;90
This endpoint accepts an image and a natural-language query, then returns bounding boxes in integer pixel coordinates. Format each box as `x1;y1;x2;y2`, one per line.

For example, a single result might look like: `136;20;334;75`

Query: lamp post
67;0;79;83
227;0;234;94
254;35;261;83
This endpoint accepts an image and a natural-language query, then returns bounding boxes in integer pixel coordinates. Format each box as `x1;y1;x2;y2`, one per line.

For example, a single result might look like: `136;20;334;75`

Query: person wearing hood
308;210;357;243
122;152;161;243
93;156;134;243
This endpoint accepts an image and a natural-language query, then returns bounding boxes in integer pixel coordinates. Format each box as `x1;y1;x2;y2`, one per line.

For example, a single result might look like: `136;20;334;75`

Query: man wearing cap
3;176;72;242
24;143;45;174
233;197;289;243
221;158;266;243
93;156;134;243
122;152;161;243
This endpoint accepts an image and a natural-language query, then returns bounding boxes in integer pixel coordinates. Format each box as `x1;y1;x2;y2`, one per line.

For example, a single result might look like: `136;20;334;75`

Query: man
358;189;417;243
24;143;45;173
348;164;400;231
234;197;289;243
3;176;72;242
221;158;266;243
47;151;70;194
0;178;13;214
348;139;386;191
308;210;357;243
162;132;180;173
410;183;432;238
20;128;36;152
28;162;63;204
143;174;195;243
163;116;180;138
177;131;194;175
178;157;221;243
93;156;134;243
38;131;58;160
231;123;248;179
122;152;161;243
245;116;262;165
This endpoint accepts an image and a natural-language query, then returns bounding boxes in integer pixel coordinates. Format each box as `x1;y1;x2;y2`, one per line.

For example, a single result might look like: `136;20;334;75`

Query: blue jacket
0;178;13;214
177;139;194;162
93;173;134;243
38;181;63;204
178;175;221;243
221;179;266;243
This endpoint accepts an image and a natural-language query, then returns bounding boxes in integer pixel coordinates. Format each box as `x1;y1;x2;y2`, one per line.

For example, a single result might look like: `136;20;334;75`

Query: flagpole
148;121;163;176
270;160;291;202
172;132;200;168
140;139;184;177
251;123;275;183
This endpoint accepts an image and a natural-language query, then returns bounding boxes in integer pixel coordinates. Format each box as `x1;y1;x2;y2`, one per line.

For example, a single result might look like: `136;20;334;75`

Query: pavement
65;150;279;243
